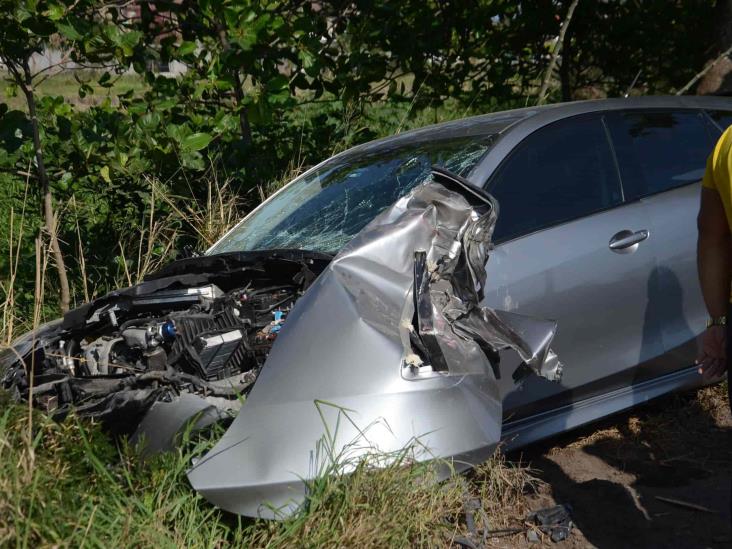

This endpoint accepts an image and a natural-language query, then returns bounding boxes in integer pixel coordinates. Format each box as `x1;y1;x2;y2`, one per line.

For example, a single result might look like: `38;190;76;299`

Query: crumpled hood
188;168;562;518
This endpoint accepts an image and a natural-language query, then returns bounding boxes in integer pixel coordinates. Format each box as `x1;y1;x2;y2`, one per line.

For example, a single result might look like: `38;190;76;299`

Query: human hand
696;325;727;380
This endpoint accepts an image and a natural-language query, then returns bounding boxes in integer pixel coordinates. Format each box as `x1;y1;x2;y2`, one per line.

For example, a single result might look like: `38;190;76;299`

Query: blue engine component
271;311;285;334
161;320;177;341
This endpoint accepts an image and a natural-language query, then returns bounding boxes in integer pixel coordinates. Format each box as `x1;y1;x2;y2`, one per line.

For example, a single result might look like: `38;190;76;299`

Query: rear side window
487;115;622;242
708;110;732;132
606;111;714;200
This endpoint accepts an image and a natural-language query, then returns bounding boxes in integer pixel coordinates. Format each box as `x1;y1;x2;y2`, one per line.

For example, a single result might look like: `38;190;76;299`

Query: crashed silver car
1;96;728;518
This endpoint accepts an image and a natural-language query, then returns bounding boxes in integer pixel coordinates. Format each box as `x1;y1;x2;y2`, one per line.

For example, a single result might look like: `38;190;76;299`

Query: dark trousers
728;305;732;529
728;304;732;409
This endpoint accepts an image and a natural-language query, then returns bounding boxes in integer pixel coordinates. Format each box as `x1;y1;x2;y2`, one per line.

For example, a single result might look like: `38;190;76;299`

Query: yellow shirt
702;125;732;232
703;126;732;301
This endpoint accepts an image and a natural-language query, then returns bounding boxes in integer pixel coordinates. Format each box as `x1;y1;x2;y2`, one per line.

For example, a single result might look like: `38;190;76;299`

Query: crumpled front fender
188;169;561;518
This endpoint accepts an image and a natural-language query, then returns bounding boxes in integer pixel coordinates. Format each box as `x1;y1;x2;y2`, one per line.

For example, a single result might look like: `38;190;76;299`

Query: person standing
698;125;732;408
697;124;732;530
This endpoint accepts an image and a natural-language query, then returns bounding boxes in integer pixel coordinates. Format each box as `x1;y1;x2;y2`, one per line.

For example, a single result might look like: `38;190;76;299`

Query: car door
604;109;716;376
479;113;663;421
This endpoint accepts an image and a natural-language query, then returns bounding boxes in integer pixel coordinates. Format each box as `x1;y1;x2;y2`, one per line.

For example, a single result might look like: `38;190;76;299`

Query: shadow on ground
510;386;732;548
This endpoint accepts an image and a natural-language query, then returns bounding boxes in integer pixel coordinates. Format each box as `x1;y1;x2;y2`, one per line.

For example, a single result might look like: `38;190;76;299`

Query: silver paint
188;173;561;518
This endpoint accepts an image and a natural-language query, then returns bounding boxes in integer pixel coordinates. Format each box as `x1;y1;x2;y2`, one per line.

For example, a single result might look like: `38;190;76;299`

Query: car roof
467;95;732;185
343;95;732;156
298;95;732;189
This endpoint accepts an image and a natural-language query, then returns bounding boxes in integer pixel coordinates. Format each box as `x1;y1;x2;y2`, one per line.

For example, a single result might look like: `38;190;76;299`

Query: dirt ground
504;384;732;548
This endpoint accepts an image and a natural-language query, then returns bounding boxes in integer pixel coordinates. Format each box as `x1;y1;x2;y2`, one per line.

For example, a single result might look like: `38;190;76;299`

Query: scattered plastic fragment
529;504;574;543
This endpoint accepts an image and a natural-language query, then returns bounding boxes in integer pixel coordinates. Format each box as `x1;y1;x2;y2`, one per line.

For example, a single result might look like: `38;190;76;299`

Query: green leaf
47;4;65;20
155;98;178;110
178;41;197;56
266;74;289;92
58;171;73;191
137;112;161;131
100;165;111;184
166;123;189;143
98;72;112;87
298;49;317;71
120;30;142;56
78;83;93;98
56;22;83;41
213;74;236;91
180;149;205;170
180;132;212;151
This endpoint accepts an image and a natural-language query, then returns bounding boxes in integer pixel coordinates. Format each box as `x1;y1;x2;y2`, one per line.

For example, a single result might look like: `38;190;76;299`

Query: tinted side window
606;111;714;200
708;110;732;132
487;116;622;242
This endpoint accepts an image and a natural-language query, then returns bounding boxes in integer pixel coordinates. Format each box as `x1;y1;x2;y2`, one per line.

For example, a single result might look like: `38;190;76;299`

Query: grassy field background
0;72;146;110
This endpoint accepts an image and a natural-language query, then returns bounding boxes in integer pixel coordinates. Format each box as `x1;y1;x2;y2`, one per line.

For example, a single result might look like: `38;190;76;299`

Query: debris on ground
655;495;717;514
529;504;574;542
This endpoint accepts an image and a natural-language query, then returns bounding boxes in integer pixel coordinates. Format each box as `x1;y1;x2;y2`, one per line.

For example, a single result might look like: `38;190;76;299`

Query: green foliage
0;0;721;318
517;0;717;100
0;397;540;547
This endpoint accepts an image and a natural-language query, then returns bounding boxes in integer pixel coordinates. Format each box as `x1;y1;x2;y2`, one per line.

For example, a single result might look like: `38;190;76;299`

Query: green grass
0;394;537;548
0;72;146;110
0;399;243;547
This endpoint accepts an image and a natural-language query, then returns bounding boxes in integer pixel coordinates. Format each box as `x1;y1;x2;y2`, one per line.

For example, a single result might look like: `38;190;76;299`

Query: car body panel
501;364;704;450
188;172;563;518
643;184;706;368
484;197;663;425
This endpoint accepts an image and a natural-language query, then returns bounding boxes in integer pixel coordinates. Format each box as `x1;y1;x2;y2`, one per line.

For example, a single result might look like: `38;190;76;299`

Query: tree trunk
231;71;253;145
537;0;581;105
216;23;253;145
697;0;732;95
559;20;573;102
21;60;71;313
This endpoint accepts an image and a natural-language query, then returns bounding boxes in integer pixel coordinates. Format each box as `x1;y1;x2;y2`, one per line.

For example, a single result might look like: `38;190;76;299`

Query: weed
0;397;541;548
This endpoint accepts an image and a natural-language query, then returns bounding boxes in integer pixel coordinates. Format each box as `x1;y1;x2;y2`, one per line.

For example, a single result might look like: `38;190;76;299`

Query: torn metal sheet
188;168;562;518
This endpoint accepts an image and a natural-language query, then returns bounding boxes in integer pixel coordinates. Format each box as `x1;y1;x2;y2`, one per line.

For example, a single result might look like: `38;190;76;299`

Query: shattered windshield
209;135;495;255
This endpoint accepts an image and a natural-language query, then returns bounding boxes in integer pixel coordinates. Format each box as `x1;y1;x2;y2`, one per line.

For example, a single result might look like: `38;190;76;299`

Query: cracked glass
209;135;495;255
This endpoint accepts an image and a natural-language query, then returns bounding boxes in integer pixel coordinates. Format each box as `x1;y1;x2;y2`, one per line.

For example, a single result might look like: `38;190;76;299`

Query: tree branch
537;0;580;105
676;43;732;96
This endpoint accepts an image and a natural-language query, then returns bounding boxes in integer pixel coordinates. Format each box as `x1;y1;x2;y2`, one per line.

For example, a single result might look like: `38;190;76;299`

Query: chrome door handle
609;229;650;253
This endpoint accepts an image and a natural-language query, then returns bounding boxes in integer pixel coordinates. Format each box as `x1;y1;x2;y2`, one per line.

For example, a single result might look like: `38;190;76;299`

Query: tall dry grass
110;170;246;287
149;168;246;253
0;179;33;345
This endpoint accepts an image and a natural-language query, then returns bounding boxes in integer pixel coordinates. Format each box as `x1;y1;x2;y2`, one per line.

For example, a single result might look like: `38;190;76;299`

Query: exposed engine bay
0;251;331;434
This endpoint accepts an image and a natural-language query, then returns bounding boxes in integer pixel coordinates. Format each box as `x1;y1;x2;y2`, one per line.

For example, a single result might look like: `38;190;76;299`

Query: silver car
2;96;728;518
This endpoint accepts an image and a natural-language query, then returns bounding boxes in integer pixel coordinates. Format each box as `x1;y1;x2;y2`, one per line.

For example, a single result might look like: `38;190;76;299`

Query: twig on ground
655;496;716;514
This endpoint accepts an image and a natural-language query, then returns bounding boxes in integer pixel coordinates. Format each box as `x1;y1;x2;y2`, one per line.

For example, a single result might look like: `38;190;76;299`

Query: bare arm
696;186;731;379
